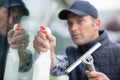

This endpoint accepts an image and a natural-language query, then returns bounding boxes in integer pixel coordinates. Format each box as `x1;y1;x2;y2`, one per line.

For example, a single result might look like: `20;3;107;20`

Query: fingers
33;31;49;52
7;29;14;42
13;29;29;38
47;33;56;51
8;29;29;49
33;41;49;53
47;33;56;42
33;30;56;53
9;33;29;44
7;29;14;36
85;70;110;80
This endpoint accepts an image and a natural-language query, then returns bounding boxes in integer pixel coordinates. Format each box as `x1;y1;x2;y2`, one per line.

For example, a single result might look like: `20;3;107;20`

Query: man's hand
85;70;110;80
8;29;30;67
33;30;57;69
7;29;29;49
33;30;56;53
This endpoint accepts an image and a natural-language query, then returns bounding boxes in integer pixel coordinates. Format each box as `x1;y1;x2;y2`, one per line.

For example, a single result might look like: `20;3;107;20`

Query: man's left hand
85;70;110;80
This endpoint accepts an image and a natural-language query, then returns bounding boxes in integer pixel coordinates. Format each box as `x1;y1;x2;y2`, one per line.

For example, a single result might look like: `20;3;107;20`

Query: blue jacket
66;31;120;80
0;35;9;80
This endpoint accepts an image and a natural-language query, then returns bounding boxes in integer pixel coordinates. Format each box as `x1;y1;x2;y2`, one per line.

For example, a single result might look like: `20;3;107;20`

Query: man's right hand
33;30;57;69
33;30;56;53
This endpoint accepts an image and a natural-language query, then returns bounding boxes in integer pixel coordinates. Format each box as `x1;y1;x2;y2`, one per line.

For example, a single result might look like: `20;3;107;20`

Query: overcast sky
87;0;120;11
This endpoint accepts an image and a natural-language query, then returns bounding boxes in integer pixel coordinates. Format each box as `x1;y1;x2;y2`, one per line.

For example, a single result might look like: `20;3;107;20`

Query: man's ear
94;19;101;31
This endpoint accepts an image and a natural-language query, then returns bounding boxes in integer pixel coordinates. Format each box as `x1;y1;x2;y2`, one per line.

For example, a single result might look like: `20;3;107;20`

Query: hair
8;6;25;16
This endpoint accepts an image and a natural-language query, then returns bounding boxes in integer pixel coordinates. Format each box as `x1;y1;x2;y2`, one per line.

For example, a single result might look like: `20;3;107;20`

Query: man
0;0;32;79
33;0;120;80
0;1;9;79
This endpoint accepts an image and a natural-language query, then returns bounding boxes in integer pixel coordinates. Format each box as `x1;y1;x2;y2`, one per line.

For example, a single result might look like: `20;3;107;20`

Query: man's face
67;13;100;45
8;7;23;29
0;7;8;36
0;6;24;36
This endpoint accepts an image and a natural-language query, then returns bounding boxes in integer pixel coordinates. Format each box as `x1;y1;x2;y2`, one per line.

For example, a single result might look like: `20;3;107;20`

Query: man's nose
8;17;13;25
71;24;78;31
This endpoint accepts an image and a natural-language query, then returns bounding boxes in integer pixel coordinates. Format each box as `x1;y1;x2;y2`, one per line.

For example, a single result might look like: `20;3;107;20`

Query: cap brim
59;9;88;20
22;6;29;16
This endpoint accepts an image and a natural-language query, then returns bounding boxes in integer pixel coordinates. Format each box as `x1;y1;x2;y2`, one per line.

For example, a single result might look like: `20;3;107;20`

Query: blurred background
19;0;120;80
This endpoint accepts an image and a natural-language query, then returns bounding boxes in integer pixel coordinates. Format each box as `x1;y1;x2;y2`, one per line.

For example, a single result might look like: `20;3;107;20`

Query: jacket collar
77;31;110;54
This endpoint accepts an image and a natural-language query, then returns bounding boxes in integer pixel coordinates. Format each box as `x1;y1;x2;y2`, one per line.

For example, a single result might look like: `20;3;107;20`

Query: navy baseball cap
0;0;5;6
59;0;98;19
5;0;29;16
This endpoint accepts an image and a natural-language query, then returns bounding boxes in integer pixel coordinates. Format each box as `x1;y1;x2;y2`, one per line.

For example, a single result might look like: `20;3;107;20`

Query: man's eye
67;22;72;27
77;20;83;24
78;20;82;22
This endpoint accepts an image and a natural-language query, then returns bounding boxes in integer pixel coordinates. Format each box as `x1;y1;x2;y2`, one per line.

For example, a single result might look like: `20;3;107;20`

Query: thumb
7;29;14;43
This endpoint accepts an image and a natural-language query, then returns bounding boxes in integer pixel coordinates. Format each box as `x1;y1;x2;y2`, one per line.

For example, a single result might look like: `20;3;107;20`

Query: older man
0;0;32;79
